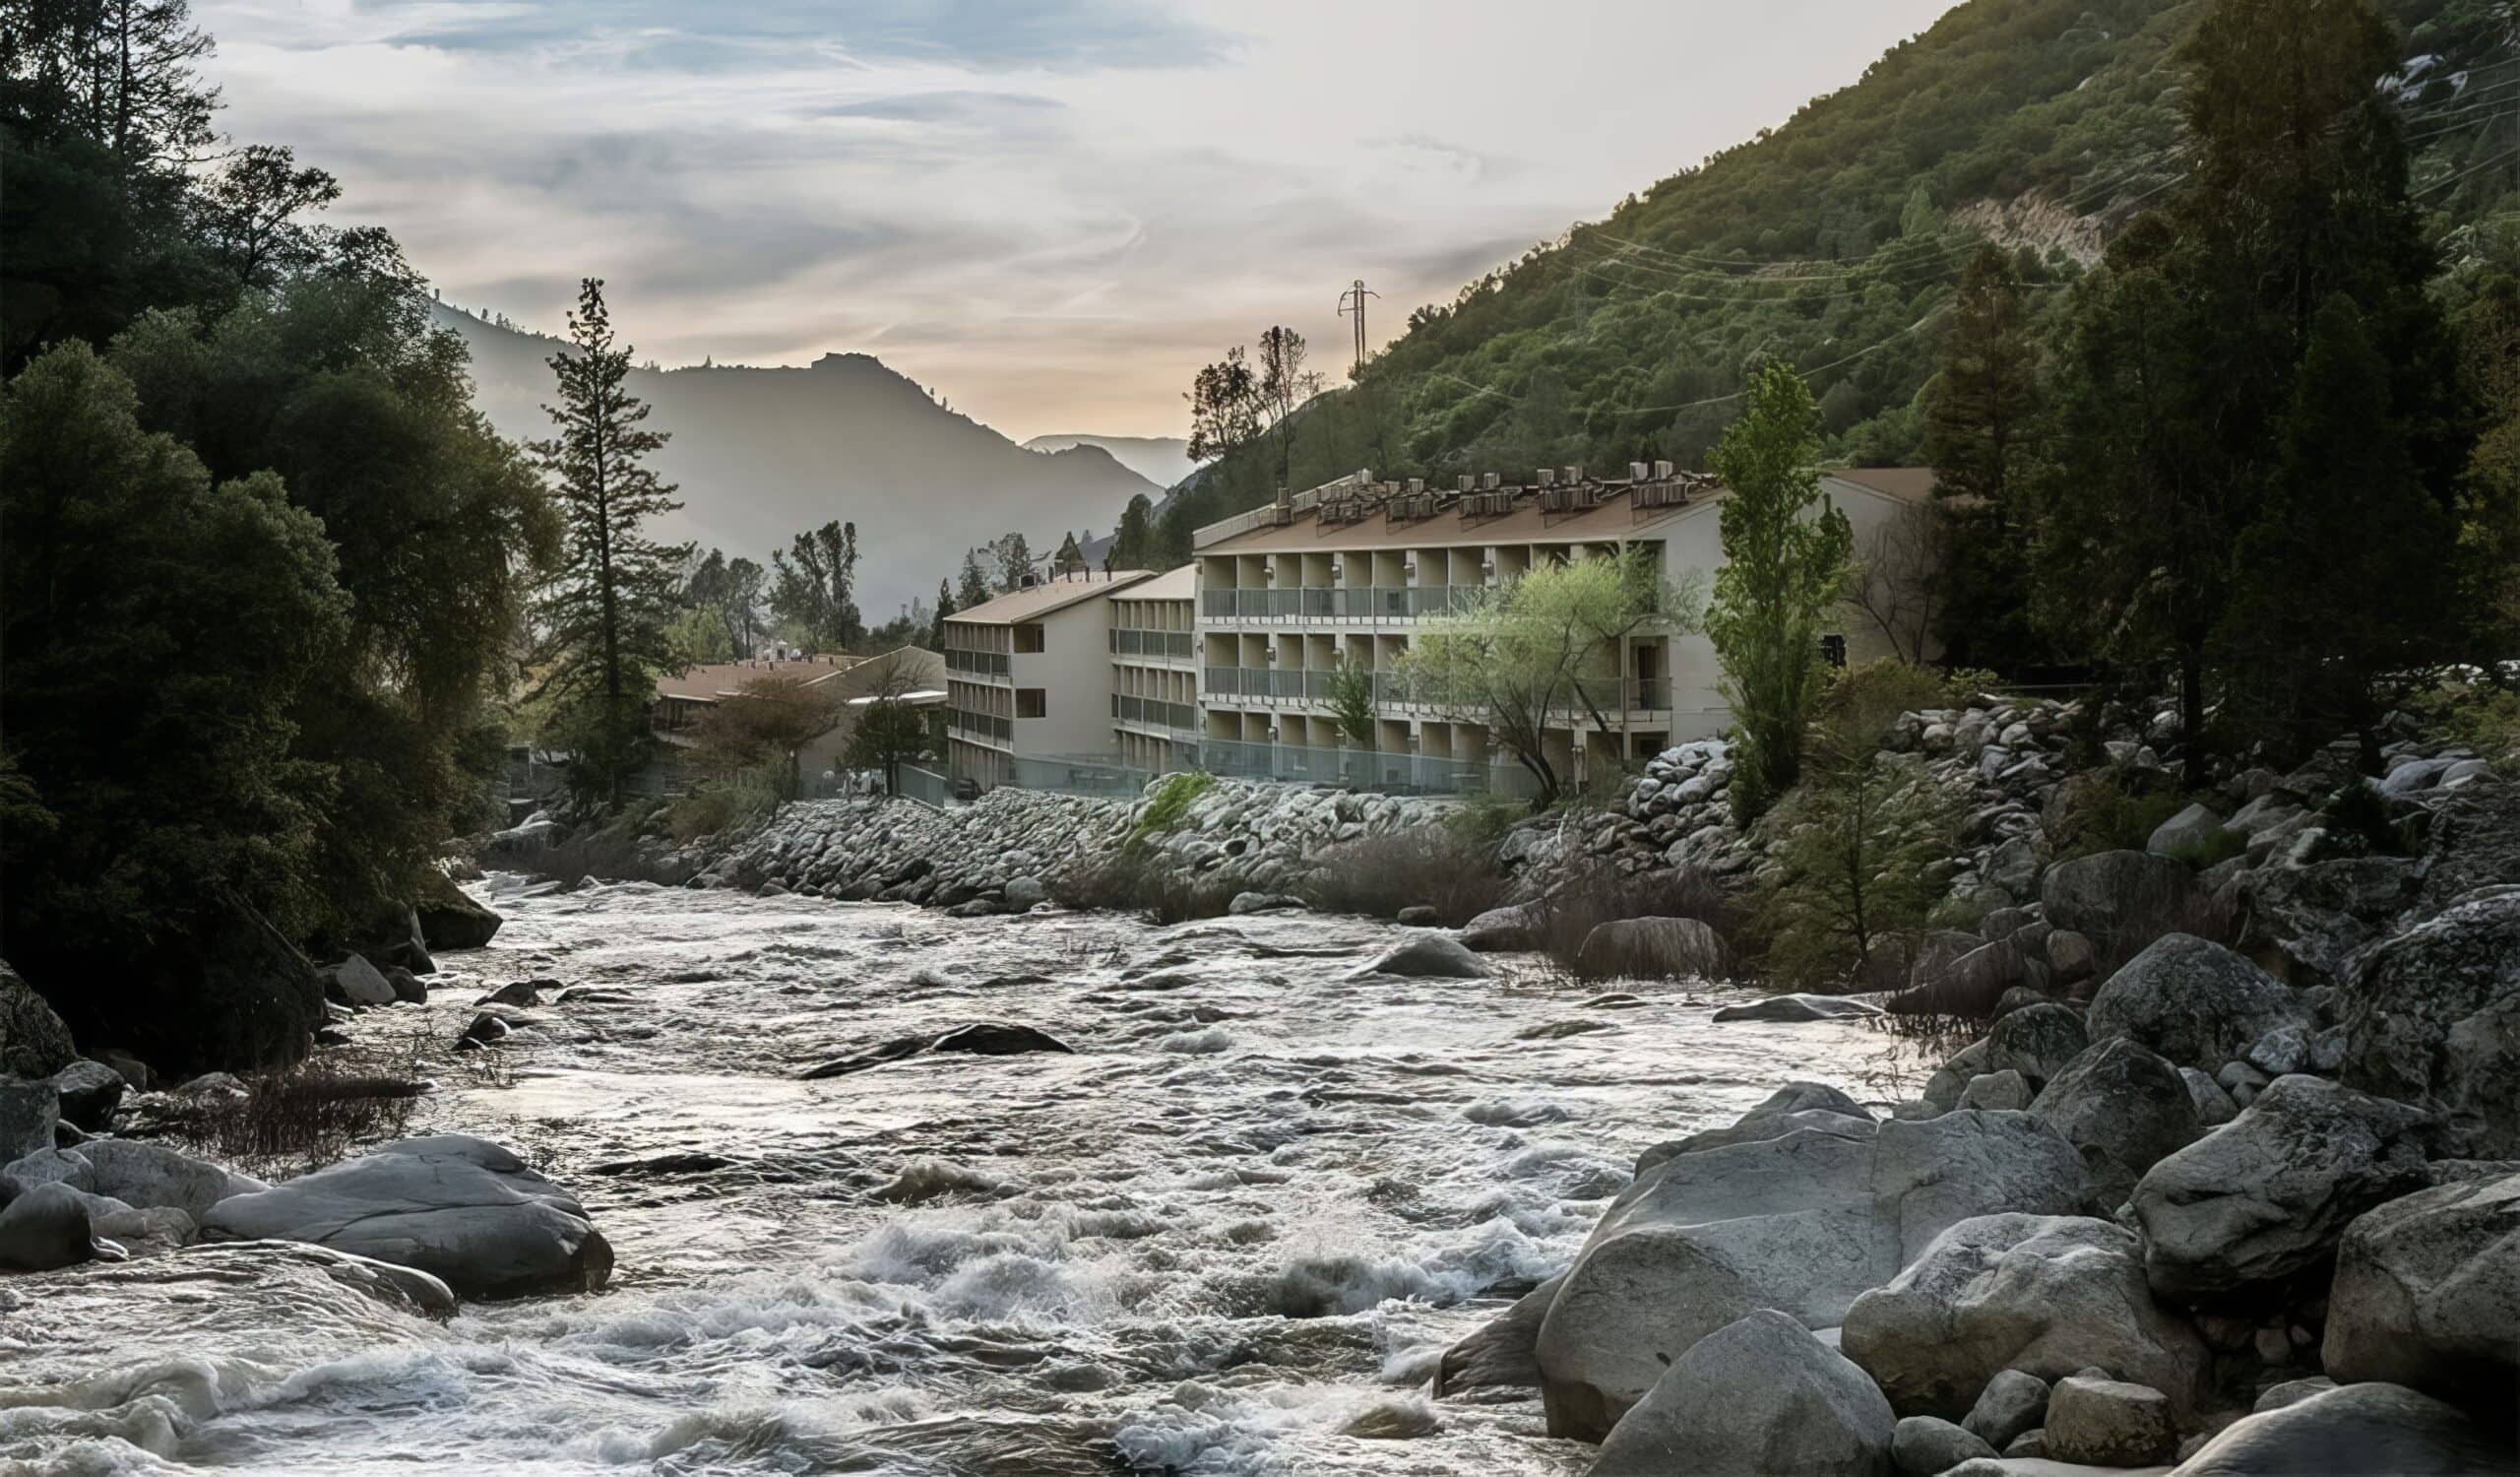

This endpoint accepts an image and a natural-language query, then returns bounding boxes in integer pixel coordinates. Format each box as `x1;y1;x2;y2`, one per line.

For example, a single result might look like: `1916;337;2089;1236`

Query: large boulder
1842;1214;2208;1421
1535;1111;2086;1439
1576;917;1730;981
2087;933;2312;1071
1458;903;1540;952
2321;1171;2520;1408
2169;1381;2511;1476
1635;1084;1877;1174
322;953;399;1007
1885;934;2042;1018
2044;1374;2177;1466
1984;1002;2089;1088
2411;781;2520;917
0;959;76;1078
2131;1074;2430;1301
0;1079;57;1164
1350;932;1493;980
2029;1037;2206;1206
45;1059;126;1131
2042;850;2199;943
2149;803;2226;859
0;1181;94;1271
414;869;503;951
7;1138;256;1222
198;1134;611;1299
2334;888;2520;1157
25;904;327;1074
2243;856;2418;986
1590;1310;1895;1477
1432;1274;1559;1397
1712;993;1882;1024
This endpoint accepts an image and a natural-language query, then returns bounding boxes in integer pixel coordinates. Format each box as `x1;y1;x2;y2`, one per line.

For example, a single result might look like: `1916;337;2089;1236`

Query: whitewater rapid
2;878;1896;1475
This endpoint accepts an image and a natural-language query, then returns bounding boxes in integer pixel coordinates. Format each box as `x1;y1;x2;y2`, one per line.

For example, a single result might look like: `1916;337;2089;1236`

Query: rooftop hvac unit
1628;461;1651;482
1480;472;1500;490
1456;475;1475;493
1565;463;1583;482
1536;468;1555;486
1653;459;1673;479
1408;478;1425;495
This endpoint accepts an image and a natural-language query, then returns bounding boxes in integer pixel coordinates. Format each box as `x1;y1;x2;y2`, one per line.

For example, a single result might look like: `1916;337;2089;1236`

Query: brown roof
1824;467;1937;502
1112;566;1196;603
656;654;861;703
945;569;1157;624
1197;482;1713;555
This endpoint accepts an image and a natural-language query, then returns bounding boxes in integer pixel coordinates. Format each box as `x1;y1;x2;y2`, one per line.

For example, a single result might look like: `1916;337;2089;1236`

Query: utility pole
1336;278;1379;376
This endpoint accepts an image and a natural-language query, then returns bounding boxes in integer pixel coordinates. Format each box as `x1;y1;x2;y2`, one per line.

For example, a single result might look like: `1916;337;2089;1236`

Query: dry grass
1048;852;1238;924
160;1034;434;1180
1298;824;1508;927
1531;857;1737;980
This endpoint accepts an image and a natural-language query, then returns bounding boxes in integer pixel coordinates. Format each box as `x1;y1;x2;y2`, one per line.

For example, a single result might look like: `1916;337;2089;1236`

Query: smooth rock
1458;903;1540;952
1713;993;1883;1024
414;868;503;951
43;1060;127;1132
198;1134;611;1299
1843;1213;2207;1420
1962;1369;2050;1450
1589;1310;1895;1477
1432;1273;1559;1397
2170;1381;2508;1476
13;1138;258;1222
1576;917;1730;981
2321;1170;2520;1407
1351;933;1493;980
1892;1414;1996;1475
0;1180;94;1270
2029;1037;2205;1206
1002;875;1047;912
2149;803;2227;860
2132;1074;2430;1301
0;960;76;1078
1960;1070;2032;1111
2087;934;2311;1071
2045;1375;2176;1466
2042;850;2200;943
1985;1002;2091;1087
322;954;398;1007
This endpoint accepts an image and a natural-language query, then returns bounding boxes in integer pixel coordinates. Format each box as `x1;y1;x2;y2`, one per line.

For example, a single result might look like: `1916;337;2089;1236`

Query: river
5;878;1897;1476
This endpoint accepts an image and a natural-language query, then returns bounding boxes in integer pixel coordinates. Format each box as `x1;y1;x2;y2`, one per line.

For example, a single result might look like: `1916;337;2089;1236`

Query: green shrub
2050;771;2187;860
1757;752;1966;990
2403;680;2520;775
2318;781;2413;858
666;763;784;843
1125;771;1215;851
2167;824;2247;869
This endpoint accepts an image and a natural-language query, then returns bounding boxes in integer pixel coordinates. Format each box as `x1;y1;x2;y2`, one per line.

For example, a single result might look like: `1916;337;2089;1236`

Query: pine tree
995;532;1034;592
531;278;682;806
1111;493;1154;569
1922;244;2045;672
957;549;991;609
768;520;861;651
1707;361;1853;818
932;578;955;645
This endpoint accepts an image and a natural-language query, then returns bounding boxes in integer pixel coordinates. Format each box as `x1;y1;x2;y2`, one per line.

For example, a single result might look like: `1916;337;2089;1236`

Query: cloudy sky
197;0;1956;441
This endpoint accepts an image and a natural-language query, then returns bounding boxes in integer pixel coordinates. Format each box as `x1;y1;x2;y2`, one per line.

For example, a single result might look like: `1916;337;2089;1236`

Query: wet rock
414;869;503;951
1886;934;2042;1018
1458;903;1540;952
1635;1083;1876;1173
0;960;76;1079
0;1181;95;1270
1984;1001;2089;1087
7;1139;255;1223
477;980;545;1007
1394;905;1441;927
1575;917;1730;981
2252;1376;2336;1413
381;965;428;1004
2334;888;2520;1157
2170;1381;2507;1476
458;1012;511;1048
1892;1414;1995;1474
1590;1310;1894;1477
1350;933;1492;980
799;1021;1076;1078
2029;1037;2205;1206
1711;993;1882;1024
1962;1369;2049;1450
1228;891;1303;915
2044;1374;2176;1466
1002;875;1047;912
199;1134;611;1299
1432;1273;1559;1397
2321;1170;2520;1407
1536;1110;2085;1439
1843;1214;2207;1421
0;1080;59;1164
2048;930;2097;985
2087;933;2312;1071
2132;1074;2430;1301
2042;850;2200;942
322;954;399;1008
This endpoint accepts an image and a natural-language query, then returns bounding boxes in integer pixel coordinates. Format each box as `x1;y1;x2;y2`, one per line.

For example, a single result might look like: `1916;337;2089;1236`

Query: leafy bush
1125;771;1216;851
1047;850;1235;924
2317;781;2413;858
1299;824;1508;926
1756;752;1966;990
2403;680;2520;775
2167;824;2247;869
667;763;784;843
2049;770;2188;860
1531;857;1734;980
1445;793;1527;852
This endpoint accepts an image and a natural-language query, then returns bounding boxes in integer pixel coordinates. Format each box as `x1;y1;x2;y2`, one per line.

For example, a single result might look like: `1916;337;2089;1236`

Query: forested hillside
1166;0;2514;544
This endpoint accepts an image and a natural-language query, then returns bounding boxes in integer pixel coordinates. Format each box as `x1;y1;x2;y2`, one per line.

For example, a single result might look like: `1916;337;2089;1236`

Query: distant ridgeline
1169;0;2514;546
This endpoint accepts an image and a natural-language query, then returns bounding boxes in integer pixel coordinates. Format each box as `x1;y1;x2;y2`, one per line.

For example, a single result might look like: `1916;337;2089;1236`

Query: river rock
0;960;76;1079
1351;932;1493;980
1711;993;1882;1023
2042;850;2199;942
198;1134;612;1299
414;868;503;951
1892;1415;1996;1474
798;1021;1075;1077
2132;1073;2430;1301
322;954;399;1007
2044;1374;2176;1465
1575;917;1730;981
2170;1381;2509;1476
1458;903;1540;952
1984;1001;2089;1088
1589;1310;1895;1477
45;1060;127;1130
1002;875;1047;912
2320;1170;2520;1407
1432;1273;1558;1397
1634;1083;1876;1173
1962;1369;2049;1449
1842;1214;2207;1420
2087;933;2311;1071
2334;888;2520;1157
0;1181;94;1270
1535;1110;2086;1439
2149;803;2226;859
2029;1037;2204;1206
9;1139;255;1223
0;1080;58;1164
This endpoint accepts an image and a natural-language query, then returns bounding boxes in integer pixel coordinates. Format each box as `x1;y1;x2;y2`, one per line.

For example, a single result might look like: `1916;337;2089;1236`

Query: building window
1819;634;1848;670
1017;688;1046;719
1014;623;1046;654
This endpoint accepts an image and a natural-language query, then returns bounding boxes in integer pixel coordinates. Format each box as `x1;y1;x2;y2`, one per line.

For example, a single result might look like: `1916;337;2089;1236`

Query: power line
1336;279;1379;376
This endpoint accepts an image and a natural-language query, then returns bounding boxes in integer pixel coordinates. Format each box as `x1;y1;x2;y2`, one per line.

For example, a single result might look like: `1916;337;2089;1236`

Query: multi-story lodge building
941;569;1156;793
1190;462;1931;796
1106;566;1200;776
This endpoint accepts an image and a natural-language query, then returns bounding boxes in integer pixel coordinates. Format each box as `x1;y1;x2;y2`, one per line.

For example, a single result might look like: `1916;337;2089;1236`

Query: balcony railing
1112;694;1201;734
1199;667;1670;714
947;711;1013;745
944;649;1010;679
1109;628;1197;660
1192;738;1539;800
1198;586;1482;621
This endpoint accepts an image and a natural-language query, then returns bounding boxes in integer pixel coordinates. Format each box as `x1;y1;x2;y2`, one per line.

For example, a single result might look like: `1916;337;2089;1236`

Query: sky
195;0;1958;442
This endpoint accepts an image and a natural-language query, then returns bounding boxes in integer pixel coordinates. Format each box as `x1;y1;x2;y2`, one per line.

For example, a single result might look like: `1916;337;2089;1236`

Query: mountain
1170;0;2511;539
1021;433;1198;491
431;303;1159;614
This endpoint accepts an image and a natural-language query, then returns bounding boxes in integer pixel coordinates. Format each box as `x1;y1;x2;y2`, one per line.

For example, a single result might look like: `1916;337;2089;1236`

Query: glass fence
1197;586;1481;620
1112;694;1201;732
1191;738;1539;799
1108;629;1197;658
894;764;953;808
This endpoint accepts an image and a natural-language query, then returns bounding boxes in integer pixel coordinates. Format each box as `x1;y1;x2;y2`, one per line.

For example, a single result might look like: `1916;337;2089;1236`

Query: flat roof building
941;569;1156;794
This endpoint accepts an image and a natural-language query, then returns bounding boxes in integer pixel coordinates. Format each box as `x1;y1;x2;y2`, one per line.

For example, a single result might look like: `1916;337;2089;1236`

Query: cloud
345;0;1231;71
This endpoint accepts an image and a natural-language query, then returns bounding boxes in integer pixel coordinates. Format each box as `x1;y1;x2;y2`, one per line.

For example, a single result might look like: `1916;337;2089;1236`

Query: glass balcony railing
1196;586;1482;621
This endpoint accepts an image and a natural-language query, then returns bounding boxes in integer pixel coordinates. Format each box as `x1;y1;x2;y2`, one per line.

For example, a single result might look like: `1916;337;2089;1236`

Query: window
1017;688;1046;719
1013;623;1046;653
1819;634;1848;670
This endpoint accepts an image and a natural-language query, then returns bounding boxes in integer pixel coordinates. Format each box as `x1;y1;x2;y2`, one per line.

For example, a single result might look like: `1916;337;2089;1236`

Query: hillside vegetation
1166;0;2514;542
